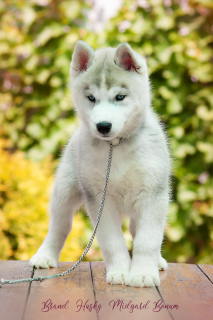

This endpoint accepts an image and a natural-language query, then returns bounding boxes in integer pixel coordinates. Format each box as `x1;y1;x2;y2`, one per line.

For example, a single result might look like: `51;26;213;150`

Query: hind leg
158;256;168;271
86;197;131;285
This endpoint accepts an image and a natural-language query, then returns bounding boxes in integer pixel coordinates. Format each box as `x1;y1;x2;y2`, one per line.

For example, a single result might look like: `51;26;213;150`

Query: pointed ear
114;43;142;74
70;40;94;75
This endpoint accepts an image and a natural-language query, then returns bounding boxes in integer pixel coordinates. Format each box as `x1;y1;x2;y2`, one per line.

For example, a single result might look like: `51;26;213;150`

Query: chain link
0;139;124;288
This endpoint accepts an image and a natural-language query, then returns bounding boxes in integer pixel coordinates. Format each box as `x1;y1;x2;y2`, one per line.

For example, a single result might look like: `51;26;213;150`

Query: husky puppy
29;41;170;287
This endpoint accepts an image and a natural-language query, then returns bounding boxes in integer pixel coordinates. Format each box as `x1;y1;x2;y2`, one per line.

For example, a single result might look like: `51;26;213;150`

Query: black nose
96;122;112;134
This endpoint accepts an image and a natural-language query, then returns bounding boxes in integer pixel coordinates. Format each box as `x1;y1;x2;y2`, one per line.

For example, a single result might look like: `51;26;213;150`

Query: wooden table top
0;261;212;320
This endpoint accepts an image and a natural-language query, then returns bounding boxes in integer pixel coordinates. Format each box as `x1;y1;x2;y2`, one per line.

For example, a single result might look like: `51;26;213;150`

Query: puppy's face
70;41;151;141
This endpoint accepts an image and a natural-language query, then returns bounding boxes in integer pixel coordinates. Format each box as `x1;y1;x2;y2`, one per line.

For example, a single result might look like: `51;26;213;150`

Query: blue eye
116;94;126;101
87;95;96;102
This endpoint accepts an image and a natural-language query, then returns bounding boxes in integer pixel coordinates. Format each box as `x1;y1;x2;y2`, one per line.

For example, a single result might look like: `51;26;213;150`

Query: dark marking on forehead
84;63;103;88
103;66;116;90
120;83;128;89
83;48;129;90
104;67;129;90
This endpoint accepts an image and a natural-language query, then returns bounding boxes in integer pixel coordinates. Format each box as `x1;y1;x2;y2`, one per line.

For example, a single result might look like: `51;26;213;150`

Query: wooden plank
91;261;171;320
0;260;32;320
158;263;213;320
1;261;212;320
24;262;98;320
198;264;213;283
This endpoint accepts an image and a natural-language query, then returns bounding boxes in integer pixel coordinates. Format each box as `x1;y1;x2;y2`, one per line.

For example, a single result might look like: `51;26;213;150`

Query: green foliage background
0;0;213;264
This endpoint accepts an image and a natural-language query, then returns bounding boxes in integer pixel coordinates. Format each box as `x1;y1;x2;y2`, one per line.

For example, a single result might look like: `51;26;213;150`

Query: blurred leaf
167;95;183;114
36;24;64;46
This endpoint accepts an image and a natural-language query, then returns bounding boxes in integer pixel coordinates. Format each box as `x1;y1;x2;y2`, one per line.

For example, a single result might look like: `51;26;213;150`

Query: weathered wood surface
24;262;95;320
0;261;32;320
0;261;212;320
198;264;213;283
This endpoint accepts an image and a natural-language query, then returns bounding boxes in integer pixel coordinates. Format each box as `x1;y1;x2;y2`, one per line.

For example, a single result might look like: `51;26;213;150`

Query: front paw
125;271;160;288
29;252;58;269
106;268;129;285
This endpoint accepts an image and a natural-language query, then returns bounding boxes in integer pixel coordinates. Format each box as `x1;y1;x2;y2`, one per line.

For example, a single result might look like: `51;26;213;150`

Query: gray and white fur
29;41;171;287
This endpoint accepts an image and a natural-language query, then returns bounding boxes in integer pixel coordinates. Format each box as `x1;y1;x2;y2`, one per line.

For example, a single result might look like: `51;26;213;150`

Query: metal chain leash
0;138;124;288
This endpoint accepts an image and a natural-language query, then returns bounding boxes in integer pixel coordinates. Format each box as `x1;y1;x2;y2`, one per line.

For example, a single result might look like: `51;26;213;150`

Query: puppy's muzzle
96;122;112;134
